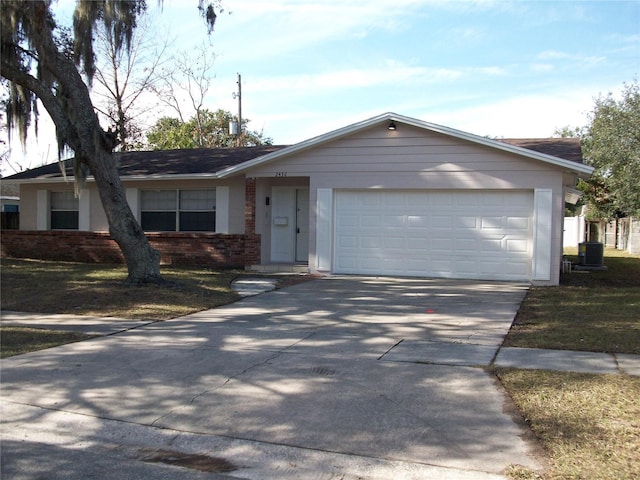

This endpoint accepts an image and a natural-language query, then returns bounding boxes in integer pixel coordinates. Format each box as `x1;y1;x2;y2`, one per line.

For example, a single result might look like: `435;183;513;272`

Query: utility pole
232;73;242;147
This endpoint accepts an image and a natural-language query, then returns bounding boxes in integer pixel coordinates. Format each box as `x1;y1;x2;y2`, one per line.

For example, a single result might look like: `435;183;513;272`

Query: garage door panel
338;215;360;227
431;238;453;252
479;238;504;252
384;215;406;227
334;190;533;281
481;217;505;229
361;237;382;248
455;239;478;253
361;215;382;227
432;216;453;228
337;235;358;248
454;216;478;229
383;236;406;248
506;239;529;253
407;215;429;227
507;217;530;230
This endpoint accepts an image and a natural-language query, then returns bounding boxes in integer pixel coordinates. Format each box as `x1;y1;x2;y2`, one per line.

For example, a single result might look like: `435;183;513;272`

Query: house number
275;172;287;177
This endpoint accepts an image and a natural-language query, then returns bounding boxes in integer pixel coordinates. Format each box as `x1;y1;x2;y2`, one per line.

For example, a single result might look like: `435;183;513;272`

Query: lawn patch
1;259;242;320
0;326;95;358
504;249;640;354
498;369;640;480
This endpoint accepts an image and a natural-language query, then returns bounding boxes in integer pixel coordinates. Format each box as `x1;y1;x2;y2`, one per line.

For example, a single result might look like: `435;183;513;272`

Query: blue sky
167;0;639;143
6;0;639;171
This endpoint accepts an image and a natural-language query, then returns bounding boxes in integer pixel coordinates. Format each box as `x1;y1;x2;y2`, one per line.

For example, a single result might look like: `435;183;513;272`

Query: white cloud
537;50;572;60
531;64;554;73
424;90;597;138
201;0;436;63
250;65;463;93
536;50;607;67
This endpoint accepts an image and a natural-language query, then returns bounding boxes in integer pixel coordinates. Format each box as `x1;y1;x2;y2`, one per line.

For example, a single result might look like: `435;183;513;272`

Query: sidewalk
2;309;639;376
494;346;640;376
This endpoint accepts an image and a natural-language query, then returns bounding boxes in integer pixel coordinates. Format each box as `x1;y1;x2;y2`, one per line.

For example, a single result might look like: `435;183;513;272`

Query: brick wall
245;178;257;234
1;231;260;268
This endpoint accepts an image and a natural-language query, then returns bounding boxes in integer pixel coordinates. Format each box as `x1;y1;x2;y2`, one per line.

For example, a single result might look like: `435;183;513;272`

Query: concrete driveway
1;277;543;479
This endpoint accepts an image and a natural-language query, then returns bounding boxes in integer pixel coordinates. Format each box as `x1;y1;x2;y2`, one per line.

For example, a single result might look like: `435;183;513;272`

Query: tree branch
0;59;79;153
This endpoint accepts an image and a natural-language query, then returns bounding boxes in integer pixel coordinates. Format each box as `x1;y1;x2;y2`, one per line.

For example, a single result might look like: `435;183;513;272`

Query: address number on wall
275;172;288;177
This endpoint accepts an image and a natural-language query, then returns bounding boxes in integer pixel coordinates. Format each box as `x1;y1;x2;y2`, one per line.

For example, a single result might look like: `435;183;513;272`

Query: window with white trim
50;191;79;230
140;189;216;232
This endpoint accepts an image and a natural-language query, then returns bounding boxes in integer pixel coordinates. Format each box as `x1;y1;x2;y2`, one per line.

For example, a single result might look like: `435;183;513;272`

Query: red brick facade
1;178;265;268
245;177;257;234
0;230;257;268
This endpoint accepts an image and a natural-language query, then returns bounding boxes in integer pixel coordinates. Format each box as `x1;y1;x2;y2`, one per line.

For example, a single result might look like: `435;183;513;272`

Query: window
141;190;177;231
50;191;78;230
140;189;216;232
179;190;216;231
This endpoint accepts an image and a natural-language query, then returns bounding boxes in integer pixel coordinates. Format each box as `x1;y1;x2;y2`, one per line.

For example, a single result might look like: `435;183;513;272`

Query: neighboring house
0;181;20;229
577;215;640;255
1;113;593;285
0;195;19;213
0;181;20;212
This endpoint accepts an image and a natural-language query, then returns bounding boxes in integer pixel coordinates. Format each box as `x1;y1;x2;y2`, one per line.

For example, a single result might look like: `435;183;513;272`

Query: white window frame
50;191;79;230
140;189;216;232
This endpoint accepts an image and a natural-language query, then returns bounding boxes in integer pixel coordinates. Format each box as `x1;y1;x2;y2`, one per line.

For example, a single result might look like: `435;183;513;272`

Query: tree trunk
90;148;163;285
2;1;164;285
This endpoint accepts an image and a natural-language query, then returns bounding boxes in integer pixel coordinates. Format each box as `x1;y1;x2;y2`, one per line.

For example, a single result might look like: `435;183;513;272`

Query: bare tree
153;43;217;147
92;14;169;151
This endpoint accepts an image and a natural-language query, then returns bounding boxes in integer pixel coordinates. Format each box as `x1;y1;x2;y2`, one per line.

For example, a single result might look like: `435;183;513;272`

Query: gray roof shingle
499;137;583;163
4;145;288;180
3;138;583;181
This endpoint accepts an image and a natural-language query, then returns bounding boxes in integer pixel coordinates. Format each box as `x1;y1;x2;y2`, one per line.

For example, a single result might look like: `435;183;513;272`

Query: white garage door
334;190;533;281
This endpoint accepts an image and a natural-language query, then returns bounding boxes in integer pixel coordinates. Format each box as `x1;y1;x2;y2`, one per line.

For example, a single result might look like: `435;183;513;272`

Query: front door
271;187;309;263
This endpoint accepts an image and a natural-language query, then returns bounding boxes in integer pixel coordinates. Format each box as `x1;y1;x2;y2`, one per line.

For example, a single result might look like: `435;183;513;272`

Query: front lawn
1;258;242;320
1;327;95;358
503;248;640;354
499;247;640;480
498;369;640;480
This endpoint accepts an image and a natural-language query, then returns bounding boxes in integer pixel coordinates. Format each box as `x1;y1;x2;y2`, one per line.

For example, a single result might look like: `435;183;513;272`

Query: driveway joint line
377;338;404;360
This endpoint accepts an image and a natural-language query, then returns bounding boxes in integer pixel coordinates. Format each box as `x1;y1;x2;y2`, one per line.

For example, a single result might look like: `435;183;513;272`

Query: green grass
1;258;242;320
1;326;95;358
503;248;640;354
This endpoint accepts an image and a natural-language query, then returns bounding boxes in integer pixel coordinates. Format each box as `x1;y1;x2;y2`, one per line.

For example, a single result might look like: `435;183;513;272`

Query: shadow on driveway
1;277;542;479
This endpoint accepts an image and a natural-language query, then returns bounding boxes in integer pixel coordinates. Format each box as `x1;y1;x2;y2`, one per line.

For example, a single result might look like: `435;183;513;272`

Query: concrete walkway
1;276;638;480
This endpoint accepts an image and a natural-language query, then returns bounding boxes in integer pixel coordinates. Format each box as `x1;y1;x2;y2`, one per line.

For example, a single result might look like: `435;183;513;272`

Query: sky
5;0;640;173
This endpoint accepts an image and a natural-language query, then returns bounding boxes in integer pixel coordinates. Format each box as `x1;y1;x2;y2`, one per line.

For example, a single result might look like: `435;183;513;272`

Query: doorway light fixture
387;120;397;131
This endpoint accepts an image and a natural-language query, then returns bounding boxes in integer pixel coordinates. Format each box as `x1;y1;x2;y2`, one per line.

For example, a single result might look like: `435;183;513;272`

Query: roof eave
6;172;225;184
119;173;224;181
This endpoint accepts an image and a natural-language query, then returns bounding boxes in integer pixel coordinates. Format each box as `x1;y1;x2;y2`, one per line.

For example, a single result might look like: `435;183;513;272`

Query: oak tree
1;0;220;284
147;109;273;149
581;81;640;219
